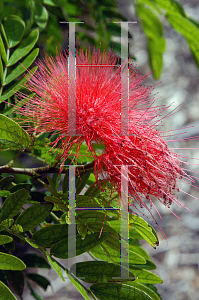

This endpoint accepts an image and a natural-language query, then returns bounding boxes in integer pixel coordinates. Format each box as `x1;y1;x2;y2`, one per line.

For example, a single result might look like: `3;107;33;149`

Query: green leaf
0;114;33;148
0;176;14;189
44;195;68;212
15;203;53;232
131;260;156;271
71;261;135;283
34;4;49;30
77;211;112;224
32;224;68;247
130;228;146;240
46;175;60;198
76;195;105;208
129;239;151;261
4;93;35;116
135;4;165;79
11;224;23;233
0;219;14;231
187;17;199;29
7;29;39;66
0;34;7;65
27;273;50;291
86;222;136;258
90;243;162;284
0;253;26;271
154;0;186;16
4;48;39;85
62;172;68;194
50;231;110;259
87;222;120;238
77;223;88;239
25;237;39;249
4;270;24;296
0;56;3;85
136;0;161;12
84;183;101;198
166;12;199;68
45;252;65;282
129;215;159;248
43;0;64;6
0;189;30;223
20;254;51;269
52;173;61;190
76;170;92;194
3;15;25;48
0;23;8;48
0;235;13;245
90;282;154;300
0;66;37;101
0;280;17;300
132;267;162;284
8;183;32;193
90;242;146;266
148;36;166;79
0;191;10;197
123;282;162;300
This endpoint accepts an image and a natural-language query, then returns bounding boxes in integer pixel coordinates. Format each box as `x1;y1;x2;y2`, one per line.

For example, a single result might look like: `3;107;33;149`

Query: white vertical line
68;165;76;274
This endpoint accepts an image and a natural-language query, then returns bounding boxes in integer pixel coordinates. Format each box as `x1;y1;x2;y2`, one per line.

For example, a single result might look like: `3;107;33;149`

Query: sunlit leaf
0;56;3;85
0;66;37;101
45;252;65;282
0;114;32;148
135;3;166;79
166;12;199;68
0;34;7;64
0;235;13;245
0;280;17;300
129;215;159;248
4;48;39;85
3;15;25;48
0;253;26;271
7;29;39;66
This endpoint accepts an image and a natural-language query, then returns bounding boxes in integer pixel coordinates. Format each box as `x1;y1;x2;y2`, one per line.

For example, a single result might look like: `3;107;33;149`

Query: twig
0;161;94;177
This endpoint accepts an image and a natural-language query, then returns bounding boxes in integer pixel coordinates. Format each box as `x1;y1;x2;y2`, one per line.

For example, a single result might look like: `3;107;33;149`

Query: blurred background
0;0;199;299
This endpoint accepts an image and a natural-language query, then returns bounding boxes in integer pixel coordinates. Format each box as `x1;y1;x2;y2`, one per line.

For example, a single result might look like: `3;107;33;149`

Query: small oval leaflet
0;253;26;271
0;114;33;149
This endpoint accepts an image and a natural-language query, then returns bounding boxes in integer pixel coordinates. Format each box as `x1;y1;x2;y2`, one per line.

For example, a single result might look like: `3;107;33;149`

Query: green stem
52;258;96;299
0;48;9;98
6;228;96;299
50;212;60;223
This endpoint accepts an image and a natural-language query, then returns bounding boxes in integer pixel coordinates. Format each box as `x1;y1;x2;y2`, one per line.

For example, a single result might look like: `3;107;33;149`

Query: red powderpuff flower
17;47;194;220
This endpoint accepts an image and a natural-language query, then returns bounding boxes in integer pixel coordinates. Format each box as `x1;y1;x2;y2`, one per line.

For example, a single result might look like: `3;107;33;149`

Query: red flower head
18;47;193;220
